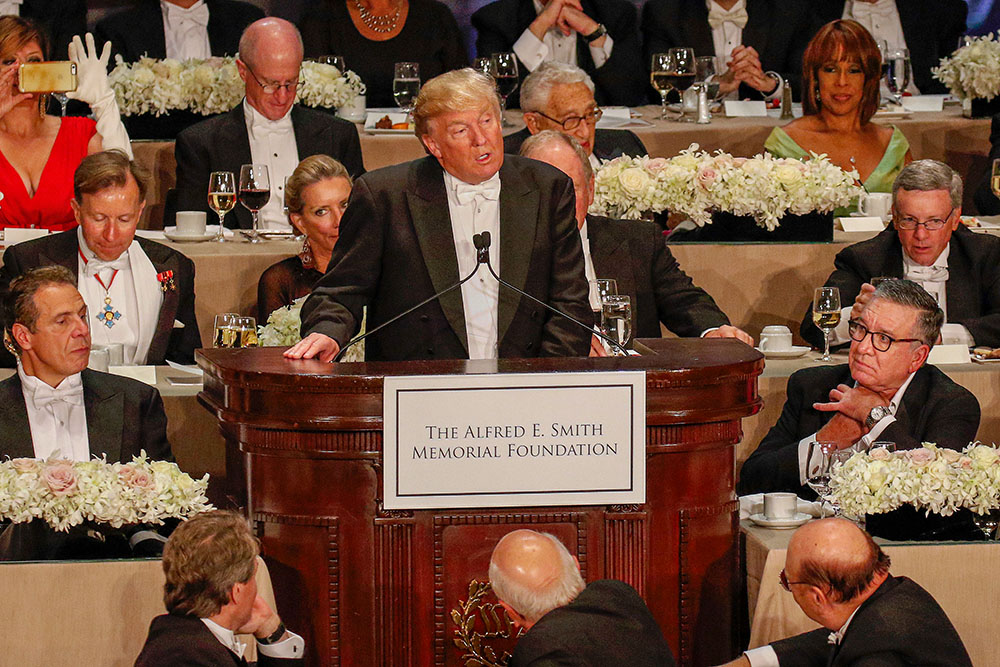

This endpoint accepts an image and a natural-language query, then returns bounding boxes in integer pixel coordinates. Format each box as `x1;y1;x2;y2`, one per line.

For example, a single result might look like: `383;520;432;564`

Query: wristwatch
258;621;286;645
865;405;891;430
584;24;607;43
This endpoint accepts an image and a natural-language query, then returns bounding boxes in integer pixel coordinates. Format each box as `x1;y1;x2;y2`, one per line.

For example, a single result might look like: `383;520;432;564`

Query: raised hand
66;33;113;105
0;65;32;118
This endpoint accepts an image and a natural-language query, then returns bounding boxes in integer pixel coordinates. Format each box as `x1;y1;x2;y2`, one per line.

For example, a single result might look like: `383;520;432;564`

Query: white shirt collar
243;98;294;134
829;605;862;645
201;618;246;659
442;169;501;207
161;0;207;19
902;242;950;272
847;0;898;18
17;361;83;395
887;370;916;413
77;226;130;264
705;0;747;15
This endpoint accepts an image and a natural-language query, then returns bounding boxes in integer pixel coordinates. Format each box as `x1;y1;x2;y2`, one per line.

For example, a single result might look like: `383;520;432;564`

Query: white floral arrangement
590;146;862;230
110;56;366;117
932;34;1000;102
258;296;366;363
0;452;213;532
829;443;1000;518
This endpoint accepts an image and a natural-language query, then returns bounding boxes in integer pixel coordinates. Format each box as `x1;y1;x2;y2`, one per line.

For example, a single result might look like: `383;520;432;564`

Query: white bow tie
163;1;210;29
31;383;84;411
707;5;748;30
904;265;949;283
84;255;129;278
851;0;895;19
455;177;500;206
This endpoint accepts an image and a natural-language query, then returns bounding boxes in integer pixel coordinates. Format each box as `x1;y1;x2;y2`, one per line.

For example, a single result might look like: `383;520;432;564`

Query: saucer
164;225;223;243
749;512;812;529
757;345;810;359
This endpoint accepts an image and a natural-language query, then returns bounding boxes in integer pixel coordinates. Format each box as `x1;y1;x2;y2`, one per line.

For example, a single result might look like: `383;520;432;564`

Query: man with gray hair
742;279;980;496
503;61;646;166
801;159;1000;349
175;17;363;232
489;529;675;666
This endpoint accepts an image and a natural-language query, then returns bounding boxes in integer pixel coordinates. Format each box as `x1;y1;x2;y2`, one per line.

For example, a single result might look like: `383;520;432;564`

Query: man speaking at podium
285;69;592;362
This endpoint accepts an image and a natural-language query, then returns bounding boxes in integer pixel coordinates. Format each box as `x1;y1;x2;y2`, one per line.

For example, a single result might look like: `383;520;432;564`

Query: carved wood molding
376;519;414;666
242;428;383;454
644;371;758;389
604;507;648;595
646;422;744;448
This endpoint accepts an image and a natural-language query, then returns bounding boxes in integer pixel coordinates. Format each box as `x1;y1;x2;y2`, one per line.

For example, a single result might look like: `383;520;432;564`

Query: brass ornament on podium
452;579;517;667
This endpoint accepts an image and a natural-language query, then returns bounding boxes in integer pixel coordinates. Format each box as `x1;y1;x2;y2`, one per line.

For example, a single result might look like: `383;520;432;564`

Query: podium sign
383;371;646;509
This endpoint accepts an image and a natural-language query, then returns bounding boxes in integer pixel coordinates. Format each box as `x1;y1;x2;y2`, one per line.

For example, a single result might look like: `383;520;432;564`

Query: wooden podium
197;339;763;666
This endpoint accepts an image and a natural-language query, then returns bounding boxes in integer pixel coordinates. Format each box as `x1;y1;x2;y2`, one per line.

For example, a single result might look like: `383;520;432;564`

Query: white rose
774;163;803;186
970;446;999;466
618;168;651;195
671;154;699;170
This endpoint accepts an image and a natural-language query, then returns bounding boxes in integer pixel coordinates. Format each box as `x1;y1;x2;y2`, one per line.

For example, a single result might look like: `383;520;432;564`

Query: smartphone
18;61;77;93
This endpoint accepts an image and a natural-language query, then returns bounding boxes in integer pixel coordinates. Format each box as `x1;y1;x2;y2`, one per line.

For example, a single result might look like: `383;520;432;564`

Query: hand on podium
704;325;755;347
284;332;341;362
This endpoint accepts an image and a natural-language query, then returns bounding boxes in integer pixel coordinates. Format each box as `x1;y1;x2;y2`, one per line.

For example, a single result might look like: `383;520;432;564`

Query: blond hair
413;68;500;138
285;154;352;221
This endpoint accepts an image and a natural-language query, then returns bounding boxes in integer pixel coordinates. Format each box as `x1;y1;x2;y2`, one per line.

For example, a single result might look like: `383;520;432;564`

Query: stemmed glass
473;56;491;76
813;287;841;362
806;441;834;515
208;171;236;243
213;313;238;348
884;48;911;108
590;278;618;323
238;164;270;243
315;54;346;73
695;55;721;104
650;53;675;120
393;62;420;122
668;48;696;122
601;294;632;355
52;92;69;116
490;52;519;127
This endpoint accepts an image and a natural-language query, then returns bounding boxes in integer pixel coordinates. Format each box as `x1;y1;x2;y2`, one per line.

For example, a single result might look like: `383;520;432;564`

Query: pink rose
906;448;936;465
869;448;890;461
121;466;155;490
42;463;78;496
10;458;39;473
696;167;717;189
645;158;669;173
732;157;747;167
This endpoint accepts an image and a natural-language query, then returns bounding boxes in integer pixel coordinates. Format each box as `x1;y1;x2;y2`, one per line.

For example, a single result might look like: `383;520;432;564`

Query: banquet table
743;521;997;665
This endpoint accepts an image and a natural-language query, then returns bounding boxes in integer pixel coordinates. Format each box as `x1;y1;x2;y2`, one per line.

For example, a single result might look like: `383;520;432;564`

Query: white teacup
858;192;892;222
337;93;366;123
763;492;798;520
759;325;793;352
176;211;207;237
87;347;109;372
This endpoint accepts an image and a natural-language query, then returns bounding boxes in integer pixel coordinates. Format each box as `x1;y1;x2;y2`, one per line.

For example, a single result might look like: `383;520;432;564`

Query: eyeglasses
533;107;603;131
894;208;956;231
847;319;923;352
779;568;809;592
242;62;303;95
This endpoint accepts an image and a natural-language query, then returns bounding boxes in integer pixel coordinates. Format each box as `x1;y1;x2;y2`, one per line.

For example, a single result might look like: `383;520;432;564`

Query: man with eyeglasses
801;159;1000;349
740;279;979;496
175;17;364;231
503;62;646;167
719;518;971;667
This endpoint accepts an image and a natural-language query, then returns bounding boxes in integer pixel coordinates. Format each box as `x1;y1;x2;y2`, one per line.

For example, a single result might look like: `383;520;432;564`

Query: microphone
332;234;487;361
475;231;629;356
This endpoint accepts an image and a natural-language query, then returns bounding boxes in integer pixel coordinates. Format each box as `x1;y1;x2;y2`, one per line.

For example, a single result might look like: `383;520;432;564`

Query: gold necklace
353;0;401;33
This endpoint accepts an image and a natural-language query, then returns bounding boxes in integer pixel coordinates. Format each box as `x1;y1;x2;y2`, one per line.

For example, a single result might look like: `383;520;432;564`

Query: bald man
721;518;970;667
175;17;364;232
489;529;675;666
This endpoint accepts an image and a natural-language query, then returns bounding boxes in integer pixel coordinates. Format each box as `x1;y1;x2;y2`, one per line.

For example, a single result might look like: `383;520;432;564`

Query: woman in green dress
765;20;912;196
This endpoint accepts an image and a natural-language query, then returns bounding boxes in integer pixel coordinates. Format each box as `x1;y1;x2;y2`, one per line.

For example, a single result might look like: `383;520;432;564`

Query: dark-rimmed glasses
532;107;603;131
241;62;303;95
894;207;956;231
848;319;923;352
779;568;809;592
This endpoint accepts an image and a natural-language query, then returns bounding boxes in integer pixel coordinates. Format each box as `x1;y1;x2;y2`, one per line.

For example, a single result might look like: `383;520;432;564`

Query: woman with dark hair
765;19;912;194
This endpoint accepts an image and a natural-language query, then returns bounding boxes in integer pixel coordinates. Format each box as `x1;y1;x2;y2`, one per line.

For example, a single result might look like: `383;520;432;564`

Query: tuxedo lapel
0;376;34;459
291;106;321;162
587;215;631;289
944;237;977;321
136;1;168;60
219;107;254;230
82;370;124;463
140;240;182;365
408;159;469;354
895;367;930;434
36;230;80;273
742;0;772;60
678;0;715;57
497;160;538;345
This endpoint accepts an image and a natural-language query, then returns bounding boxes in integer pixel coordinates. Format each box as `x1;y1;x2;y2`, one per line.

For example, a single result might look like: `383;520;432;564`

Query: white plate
364;111;412;134
163;225;225;243
749;512;812;529
757;345;811;359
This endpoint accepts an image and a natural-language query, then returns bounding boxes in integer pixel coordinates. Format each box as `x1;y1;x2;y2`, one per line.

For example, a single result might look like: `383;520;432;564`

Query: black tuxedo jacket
510;579;676;666
135;613;303;667
504;127;647;162
813;0;967;96
772;576;971;667
471;0;648;107
975;113;1000;215
95;0;265;63
300;155;592;360
587;214;728;338
738;363;980;495
20;0;86;58
174;104;365;230
799;226;1000;349
641;0;813;100
0;230;201;367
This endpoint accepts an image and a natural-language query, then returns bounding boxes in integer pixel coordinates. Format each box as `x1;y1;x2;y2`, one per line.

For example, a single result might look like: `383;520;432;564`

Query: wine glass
589;278;618;323
393;61;420;122
667;48;696;122
884;48;911;108
490;52;519;127
601;294;632;355
315;54;346;73
695;55;721;103
813;286;841;362
208;171;236;242
235;316;258;348
650;52;674;120
213;313;238;348
473;56;492;76
52;91;69;116
238;164;270;243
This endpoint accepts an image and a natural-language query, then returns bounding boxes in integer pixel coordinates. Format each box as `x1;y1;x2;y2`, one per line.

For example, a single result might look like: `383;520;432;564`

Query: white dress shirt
842;0;919;94
78;231;141;364
201;618;305;660
706;0;782;101
161;0;212;61
578;220;601;312
443;170;501;359
244;100;298;231
512;0;613;73
0;0;22;16
18;364;90;462
745;607;861;666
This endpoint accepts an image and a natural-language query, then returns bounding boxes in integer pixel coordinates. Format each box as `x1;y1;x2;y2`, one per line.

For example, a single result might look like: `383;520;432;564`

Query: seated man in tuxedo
641;0;813;101
721;518;971;667
741;279;979;495
96;0;265;63
520;130;752;347
489;529;676;666
175;17;364;232
285;68;591;363
0;150;201;367
471;0;646;107
801;160;1000;350
5;0;85;59
136;510;304;666
503;62;647;166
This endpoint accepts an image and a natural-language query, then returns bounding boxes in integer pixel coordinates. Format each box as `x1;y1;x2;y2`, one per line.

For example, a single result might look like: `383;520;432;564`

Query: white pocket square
173;320;184;328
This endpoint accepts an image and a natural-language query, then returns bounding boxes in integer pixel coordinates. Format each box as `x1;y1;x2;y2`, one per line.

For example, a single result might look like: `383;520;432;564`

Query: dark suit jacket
471;0;648;107
510;579;676;667
641;0;813;100
135;613;303;667
588;214;728;338
20;0;86;58
174;104;365;230
504;127;647;162
799;226;1000;348
737;363;980;495
0;230;201;367
95;0;265;63
974;113;1000;215
300;155;592;360
772;576;971;667
813;0;967;96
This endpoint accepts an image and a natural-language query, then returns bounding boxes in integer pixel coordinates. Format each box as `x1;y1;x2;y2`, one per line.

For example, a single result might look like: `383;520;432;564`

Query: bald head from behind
489;529;585;630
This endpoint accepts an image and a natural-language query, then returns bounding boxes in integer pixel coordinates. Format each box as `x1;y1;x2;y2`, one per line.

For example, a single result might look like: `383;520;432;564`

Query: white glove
66;33;133;158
